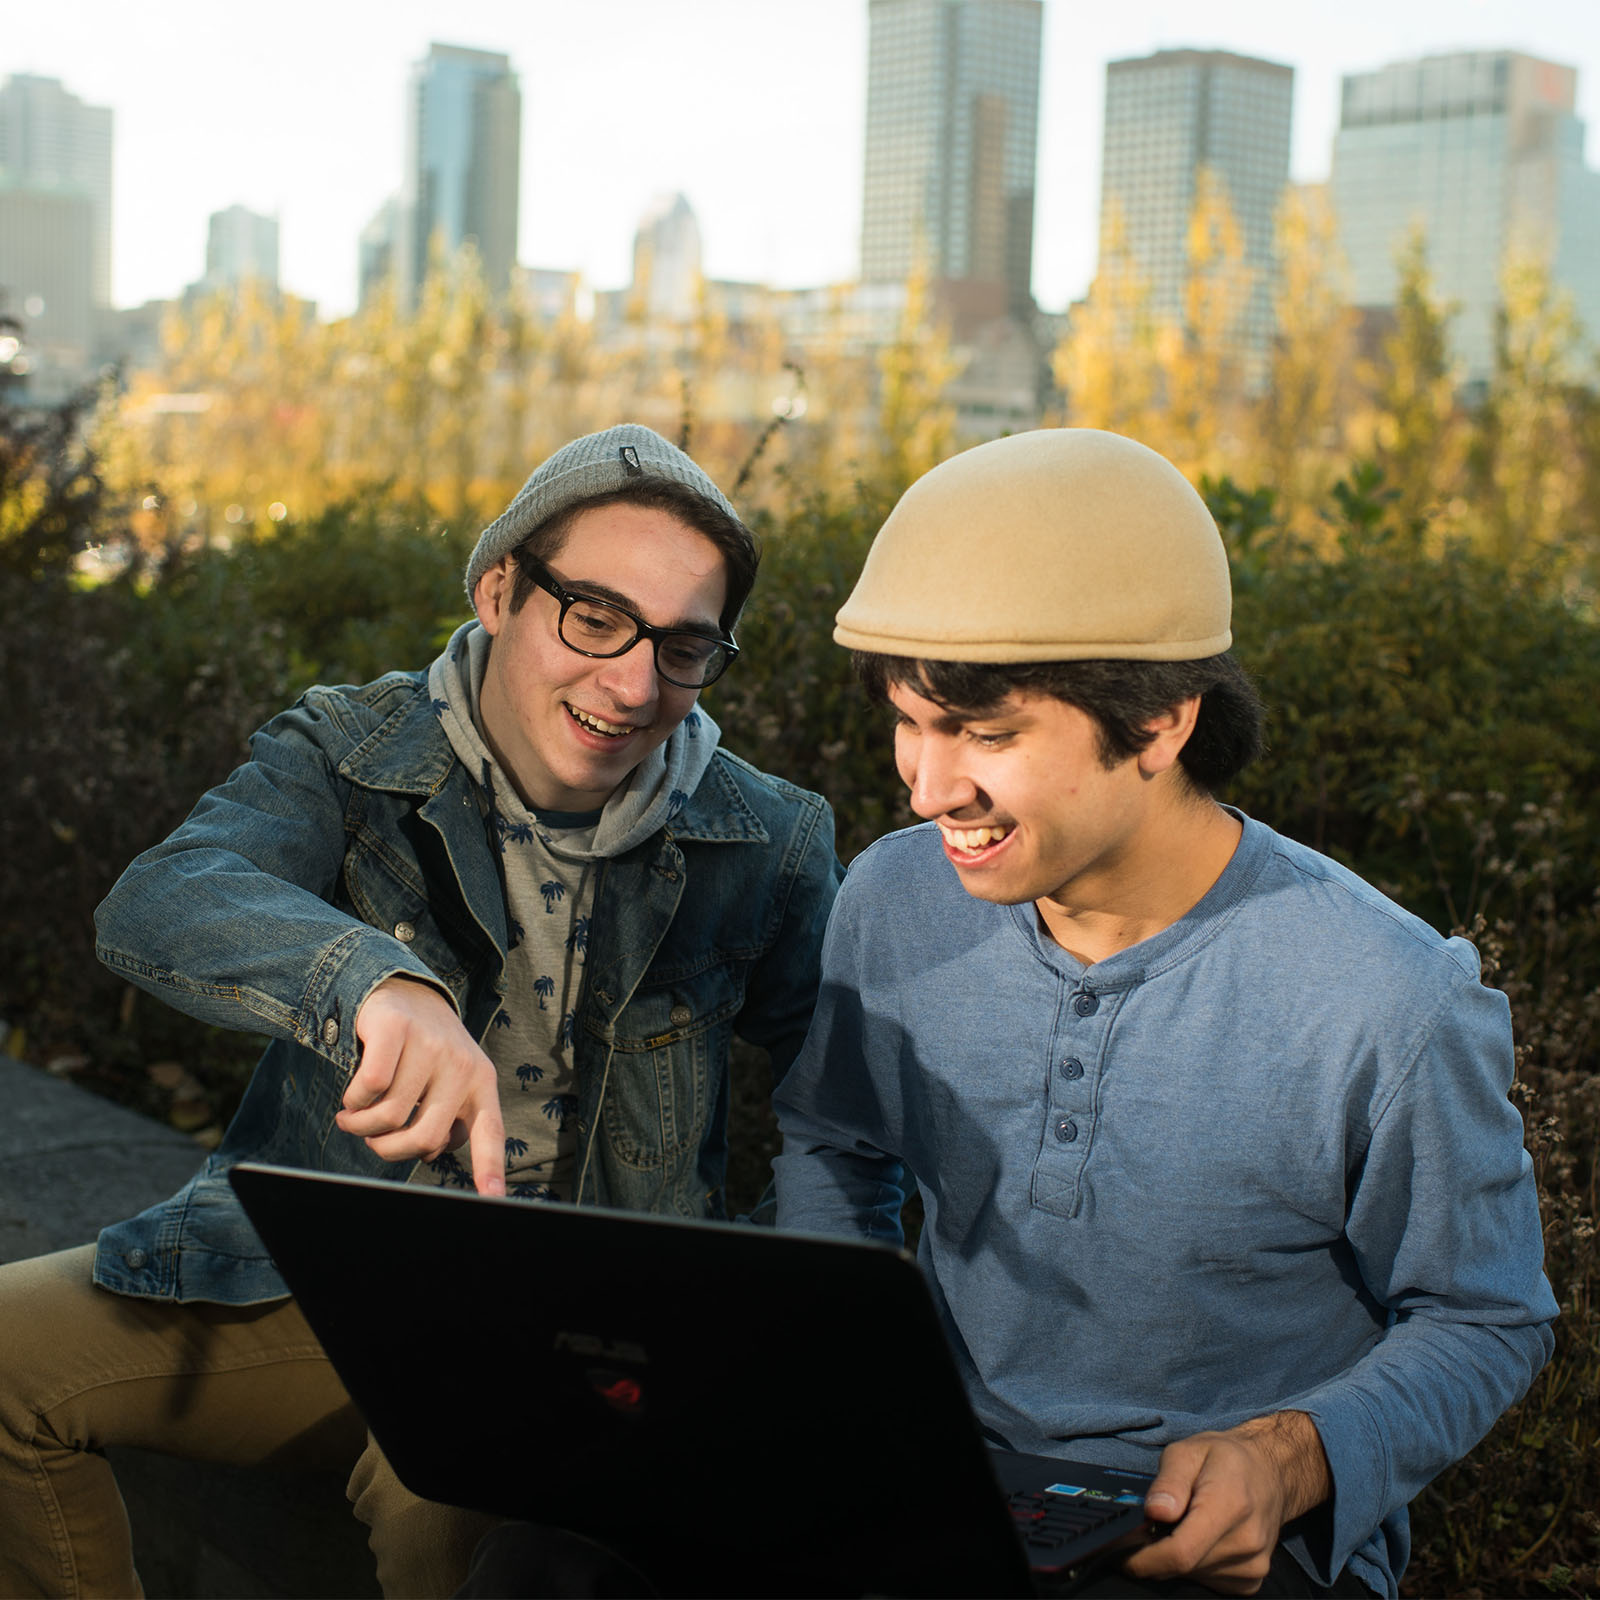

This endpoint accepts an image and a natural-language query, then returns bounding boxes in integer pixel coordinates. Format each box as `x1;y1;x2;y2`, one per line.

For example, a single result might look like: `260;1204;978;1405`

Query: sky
6;0;1600;318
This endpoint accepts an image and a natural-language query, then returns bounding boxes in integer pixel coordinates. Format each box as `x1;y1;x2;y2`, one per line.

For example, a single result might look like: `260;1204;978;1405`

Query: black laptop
230;1163;1152;1598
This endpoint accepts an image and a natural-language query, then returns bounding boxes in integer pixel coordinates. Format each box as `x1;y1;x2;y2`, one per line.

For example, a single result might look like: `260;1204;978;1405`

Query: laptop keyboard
1005;1484;1146;1570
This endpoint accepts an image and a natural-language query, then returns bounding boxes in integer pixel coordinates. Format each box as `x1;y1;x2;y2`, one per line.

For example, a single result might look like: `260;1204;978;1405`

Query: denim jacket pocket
597;961;744;1170
338;829;476;1004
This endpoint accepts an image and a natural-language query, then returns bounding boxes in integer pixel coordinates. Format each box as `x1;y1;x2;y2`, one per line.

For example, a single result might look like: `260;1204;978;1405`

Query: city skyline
4;0;1599;319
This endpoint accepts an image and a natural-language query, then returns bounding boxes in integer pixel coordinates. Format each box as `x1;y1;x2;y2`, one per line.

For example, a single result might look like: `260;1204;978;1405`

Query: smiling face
474;502;728;812
887;677;1230;957
889;679;1149;908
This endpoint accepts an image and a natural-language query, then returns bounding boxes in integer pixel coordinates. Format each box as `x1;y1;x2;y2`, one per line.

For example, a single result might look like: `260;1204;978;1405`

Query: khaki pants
0;1246;499;1599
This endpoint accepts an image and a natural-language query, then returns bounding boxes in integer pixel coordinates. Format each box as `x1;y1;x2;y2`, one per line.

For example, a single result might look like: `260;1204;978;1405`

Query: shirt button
1060;1057;1084;1081
393;921;416;943
125;1248;149;1270
669;1004;692;1028
1055;1118;1079;1143
1072;991;1100;1017
321;1016;340;1046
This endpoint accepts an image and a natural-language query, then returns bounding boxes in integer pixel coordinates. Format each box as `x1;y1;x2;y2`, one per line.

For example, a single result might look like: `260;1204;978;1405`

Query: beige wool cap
834;428;1232;662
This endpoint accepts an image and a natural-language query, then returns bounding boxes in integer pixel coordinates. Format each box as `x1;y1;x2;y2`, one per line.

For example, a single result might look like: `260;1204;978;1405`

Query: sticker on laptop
1044;1484;1086;1496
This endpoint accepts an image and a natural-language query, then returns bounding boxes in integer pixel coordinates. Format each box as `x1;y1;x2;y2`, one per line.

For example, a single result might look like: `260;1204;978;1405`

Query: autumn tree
872;262;961;496
1054;198;1162;438
1352;229;1465;544
1160;166;1256;477
1467;252;1585;568
1256;185;1357;530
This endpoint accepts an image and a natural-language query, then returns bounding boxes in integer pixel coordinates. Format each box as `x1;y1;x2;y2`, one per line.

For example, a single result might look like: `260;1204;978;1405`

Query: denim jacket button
125;1248;149;1270
669;1004;692;1028
393;921;416;943
321;1016;340;1046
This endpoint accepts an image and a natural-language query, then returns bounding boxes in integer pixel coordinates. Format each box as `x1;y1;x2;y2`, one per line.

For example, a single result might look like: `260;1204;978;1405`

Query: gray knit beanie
464;423;741;605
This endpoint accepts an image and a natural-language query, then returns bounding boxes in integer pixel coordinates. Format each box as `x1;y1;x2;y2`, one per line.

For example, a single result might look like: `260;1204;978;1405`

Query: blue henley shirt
773;813;1557;1598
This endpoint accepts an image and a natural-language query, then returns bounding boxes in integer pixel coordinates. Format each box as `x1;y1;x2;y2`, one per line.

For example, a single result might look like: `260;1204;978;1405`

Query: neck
1035;799;1242;966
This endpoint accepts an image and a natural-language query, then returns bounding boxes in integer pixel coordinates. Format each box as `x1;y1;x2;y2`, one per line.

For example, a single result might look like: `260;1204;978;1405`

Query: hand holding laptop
1122;1410;1332;1594
335;977;507;1196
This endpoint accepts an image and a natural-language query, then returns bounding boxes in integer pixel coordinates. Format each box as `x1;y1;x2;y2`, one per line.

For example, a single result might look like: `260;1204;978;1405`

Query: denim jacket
92;670;841;1304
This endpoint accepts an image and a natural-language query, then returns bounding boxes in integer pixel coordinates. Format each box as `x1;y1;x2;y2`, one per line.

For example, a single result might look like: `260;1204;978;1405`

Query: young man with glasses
0;426;840;1596
773;429;1556;1598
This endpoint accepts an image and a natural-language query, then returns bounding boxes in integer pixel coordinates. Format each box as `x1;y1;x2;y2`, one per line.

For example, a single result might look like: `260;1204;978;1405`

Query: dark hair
507;477;759;633
853;651;1265;795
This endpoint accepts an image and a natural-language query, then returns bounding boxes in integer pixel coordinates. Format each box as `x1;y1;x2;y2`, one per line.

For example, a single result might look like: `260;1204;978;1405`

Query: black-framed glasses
517;554;740;689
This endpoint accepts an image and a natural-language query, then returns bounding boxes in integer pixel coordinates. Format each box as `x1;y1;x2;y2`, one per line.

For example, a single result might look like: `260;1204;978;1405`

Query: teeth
939;823;1011;852
569;705;636;737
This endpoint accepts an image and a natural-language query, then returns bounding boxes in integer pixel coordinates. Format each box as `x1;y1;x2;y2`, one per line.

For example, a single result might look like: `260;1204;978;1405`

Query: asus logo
553;1331;650;1364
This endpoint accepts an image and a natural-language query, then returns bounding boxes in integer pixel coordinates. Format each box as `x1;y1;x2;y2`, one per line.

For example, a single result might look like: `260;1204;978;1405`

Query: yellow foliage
1055;199;1162;438
1469;253;1585;565
1257;186;1359;533
873;260;961;495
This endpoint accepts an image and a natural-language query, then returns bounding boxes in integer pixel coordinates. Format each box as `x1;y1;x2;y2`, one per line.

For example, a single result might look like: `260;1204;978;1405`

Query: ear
474;557;516;636
1136;696;1202;779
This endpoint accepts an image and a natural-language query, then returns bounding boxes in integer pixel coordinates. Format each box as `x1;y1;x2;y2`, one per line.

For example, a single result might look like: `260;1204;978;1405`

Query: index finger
466;1095;507;1198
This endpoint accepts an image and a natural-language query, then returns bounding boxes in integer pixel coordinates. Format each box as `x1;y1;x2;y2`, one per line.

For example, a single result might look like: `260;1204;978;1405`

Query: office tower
0;186;93;400
860;0;1043;323
400;43;521;305
1330;51;1600;383
358;197;400;311
632;193;703;323
0;73;113;308
1098;50;1294;379
204;205;280;291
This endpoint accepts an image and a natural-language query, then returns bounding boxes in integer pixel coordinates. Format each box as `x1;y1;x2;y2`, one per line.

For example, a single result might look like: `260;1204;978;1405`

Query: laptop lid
229;1163;1147;1597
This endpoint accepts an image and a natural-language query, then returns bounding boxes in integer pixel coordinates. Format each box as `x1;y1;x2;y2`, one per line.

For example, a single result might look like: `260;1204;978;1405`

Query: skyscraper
400;43;522;305
203;205;280;292
0;187;93;400
1330;51;1600;383
0;73;113;308
631;193;703;323
1097;50;1294;378
860;0;1043;323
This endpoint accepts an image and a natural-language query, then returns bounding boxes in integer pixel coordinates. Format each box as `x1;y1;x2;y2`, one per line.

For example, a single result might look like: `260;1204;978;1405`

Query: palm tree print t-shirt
415;620;719;1199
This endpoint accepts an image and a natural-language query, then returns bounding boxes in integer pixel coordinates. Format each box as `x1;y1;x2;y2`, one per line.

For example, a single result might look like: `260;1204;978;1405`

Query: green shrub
3;412;1596;1592
0;415;473;1105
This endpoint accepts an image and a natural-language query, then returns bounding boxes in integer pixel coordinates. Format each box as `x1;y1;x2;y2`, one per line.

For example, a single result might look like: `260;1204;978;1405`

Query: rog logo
587;1368;646;1415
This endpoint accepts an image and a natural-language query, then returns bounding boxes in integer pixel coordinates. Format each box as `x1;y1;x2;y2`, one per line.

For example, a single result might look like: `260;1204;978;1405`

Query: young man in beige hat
0;425;840;1597
773;428;1555;1598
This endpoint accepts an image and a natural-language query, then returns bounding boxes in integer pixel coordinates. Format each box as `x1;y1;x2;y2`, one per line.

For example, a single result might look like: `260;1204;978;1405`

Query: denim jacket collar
334;678;770;847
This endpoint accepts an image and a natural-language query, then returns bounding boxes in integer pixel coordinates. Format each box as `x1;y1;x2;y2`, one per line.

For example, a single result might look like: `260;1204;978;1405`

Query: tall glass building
1330;51;1600;382
860;0;1043;321
1098;49;1294;381
401;43;522;305
0;73;113;309
204;205;280;293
